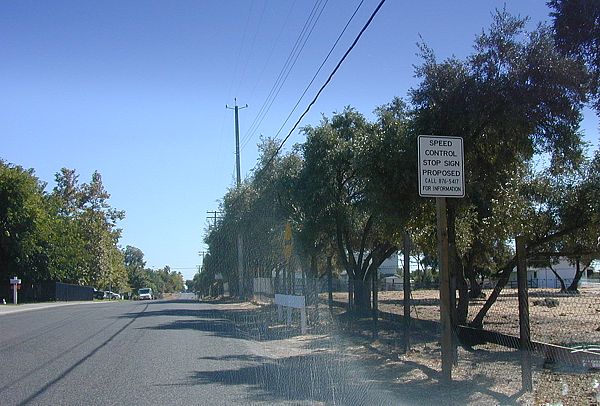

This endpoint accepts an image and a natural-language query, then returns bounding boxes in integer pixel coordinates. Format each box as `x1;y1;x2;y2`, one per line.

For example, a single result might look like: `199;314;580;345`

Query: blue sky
1;1;598;280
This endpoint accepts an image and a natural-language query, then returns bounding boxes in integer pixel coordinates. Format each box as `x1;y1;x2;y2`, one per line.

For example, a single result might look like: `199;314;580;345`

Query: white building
508;258;594;289
339;251;399;281
378;251;399;277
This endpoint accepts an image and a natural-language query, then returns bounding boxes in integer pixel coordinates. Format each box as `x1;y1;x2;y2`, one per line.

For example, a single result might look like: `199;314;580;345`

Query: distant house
507;258;594;289
378;252;399;277
339;251;399;281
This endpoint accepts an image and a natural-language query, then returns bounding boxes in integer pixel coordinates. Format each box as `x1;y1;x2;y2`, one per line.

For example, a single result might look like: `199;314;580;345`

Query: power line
225;1;254;104
206;210;223;228
234;0;269;98
243;0;366;151
246;1;298;103
240;0;328;149
242;0;329;149
258;0;388;173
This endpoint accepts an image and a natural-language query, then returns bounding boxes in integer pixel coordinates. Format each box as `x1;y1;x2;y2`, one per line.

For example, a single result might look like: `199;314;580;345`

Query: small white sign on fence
274;294;305;308
274;294;307;334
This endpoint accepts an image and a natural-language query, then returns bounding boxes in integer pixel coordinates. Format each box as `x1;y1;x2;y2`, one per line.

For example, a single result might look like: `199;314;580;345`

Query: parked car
138;288;153;300
108;292;121;300
94;289;108;300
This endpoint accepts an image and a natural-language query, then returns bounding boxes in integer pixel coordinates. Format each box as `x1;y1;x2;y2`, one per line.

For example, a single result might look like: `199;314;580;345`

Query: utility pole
206;211;223;228
226;98;248;298
226;98;248;186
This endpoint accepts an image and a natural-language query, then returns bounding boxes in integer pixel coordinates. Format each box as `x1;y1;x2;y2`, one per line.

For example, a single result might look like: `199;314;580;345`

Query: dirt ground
212;297;600;405
330;286;600;346
327;287;600;404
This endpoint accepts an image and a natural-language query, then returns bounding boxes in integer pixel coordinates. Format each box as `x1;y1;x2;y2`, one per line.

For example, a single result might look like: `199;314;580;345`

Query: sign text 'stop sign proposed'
418;135;465;198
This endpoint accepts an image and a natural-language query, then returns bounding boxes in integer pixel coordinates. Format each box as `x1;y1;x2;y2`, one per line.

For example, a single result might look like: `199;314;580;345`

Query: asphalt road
0;295;401;405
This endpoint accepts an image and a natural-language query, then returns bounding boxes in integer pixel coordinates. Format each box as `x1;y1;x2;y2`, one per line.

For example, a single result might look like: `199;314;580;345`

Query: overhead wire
240;0;329;150
256;0;388;175
241;0;325;148
242;0;320;145
242;0;366;151
240;0;328;149
221;1;254;163
234;0;268;98
246;1;298;103
226;1;255;103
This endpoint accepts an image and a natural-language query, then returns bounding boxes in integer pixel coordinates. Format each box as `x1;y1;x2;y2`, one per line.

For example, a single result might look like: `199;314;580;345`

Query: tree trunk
549;263;567;292
327;255;333;308
567;258;588;293
347;277;353;312
372;269;378;313
352;277;371;313
468;273;483;299
470;256;517;328
310;254;318;278
456;271;469;325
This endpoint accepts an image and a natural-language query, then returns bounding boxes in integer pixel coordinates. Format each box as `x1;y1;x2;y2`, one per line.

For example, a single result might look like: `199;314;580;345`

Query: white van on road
138;288;154;300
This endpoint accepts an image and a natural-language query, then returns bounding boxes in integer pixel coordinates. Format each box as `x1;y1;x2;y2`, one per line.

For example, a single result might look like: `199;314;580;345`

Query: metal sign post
9;277;21;305
436;197;453;382
418;135;465;383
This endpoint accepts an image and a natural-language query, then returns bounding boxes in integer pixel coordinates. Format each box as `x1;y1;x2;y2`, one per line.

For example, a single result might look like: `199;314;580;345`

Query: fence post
327;256;333;308
348;279;353;312
403;231;411;352
372;268;378;339
516;236;533;391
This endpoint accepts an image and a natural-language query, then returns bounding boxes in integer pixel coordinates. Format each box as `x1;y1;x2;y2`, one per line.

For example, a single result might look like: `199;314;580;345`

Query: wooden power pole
226;99;248;298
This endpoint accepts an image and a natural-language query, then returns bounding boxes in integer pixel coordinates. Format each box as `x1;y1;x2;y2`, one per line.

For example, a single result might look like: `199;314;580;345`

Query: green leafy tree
549;0;600;113
0;161;52;285
200;138;303;296
524;151;600;292
299;106;415;311
124;245;151;291
51;169;126;289
411;10;589;325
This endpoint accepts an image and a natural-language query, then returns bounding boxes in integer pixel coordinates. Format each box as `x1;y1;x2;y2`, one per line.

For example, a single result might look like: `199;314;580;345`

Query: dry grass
329;286;600;346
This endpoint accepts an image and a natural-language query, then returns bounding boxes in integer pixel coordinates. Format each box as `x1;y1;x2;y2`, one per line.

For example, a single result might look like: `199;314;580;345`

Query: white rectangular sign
418;135;465;198
274;294;305;309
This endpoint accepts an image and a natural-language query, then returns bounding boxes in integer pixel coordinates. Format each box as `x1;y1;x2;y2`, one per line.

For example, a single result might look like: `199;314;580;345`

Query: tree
0;159;137;299
124;245;150;291
471;153;599;325
524;151;600;292
199;138;304;296
411;10;589;325
549;0;600;113
299;106;415;311
51;169;126;289
0;161;52;286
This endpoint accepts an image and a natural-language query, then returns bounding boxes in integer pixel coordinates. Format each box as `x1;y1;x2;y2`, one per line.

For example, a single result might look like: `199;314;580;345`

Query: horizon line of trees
198;4;600;326
0;162;183;297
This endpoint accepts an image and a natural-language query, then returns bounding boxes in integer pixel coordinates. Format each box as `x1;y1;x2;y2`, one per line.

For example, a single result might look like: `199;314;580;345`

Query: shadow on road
119;303;319;342
129;299;527;405
189;351;400;405
178;347;520;406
